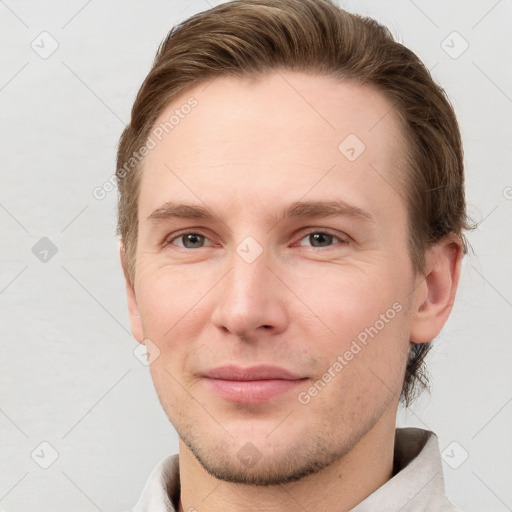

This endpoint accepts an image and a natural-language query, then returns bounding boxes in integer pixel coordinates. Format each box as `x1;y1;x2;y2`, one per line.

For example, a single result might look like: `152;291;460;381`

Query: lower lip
204;378;306;403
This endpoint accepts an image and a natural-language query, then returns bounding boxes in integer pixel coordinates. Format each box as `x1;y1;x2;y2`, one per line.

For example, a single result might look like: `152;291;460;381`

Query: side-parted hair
116;0;472;406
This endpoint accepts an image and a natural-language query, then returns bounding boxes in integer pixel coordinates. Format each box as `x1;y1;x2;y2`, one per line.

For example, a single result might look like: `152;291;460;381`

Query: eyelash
162;229;349;249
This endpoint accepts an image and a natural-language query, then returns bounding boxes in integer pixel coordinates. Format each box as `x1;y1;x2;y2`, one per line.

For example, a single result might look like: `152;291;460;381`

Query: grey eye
180;233;205;248
306;232;336;247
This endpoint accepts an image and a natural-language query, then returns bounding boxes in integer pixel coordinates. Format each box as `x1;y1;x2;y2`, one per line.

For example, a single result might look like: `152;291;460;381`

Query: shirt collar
133;427;459;512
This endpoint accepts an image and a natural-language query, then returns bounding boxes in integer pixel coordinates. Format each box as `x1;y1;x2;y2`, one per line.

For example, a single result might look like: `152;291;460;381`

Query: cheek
289;262;405;340
290;262;411;391
301;312;409;426
135;266;218;401
135;264;210;339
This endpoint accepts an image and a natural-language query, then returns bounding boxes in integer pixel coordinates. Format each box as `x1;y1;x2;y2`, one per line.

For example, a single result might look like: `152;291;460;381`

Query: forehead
139;71;407;222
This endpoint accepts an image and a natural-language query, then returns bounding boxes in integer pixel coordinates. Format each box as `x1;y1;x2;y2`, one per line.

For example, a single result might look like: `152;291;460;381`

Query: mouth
202;365;308;404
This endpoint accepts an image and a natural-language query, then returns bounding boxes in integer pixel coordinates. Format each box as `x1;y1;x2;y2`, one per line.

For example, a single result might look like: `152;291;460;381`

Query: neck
177;413;396;512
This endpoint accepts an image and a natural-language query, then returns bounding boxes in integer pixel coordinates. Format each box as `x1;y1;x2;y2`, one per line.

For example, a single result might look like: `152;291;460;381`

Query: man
116;0;471;510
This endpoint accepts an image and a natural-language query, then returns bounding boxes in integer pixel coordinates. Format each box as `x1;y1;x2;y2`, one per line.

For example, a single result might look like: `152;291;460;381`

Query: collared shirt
132;427;462;512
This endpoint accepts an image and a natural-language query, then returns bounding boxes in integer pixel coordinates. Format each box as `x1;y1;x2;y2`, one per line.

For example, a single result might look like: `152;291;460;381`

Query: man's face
127;71;423;484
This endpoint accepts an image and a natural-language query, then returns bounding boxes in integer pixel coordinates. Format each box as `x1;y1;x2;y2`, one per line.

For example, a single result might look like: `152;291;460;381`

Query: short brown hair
116;0;472;406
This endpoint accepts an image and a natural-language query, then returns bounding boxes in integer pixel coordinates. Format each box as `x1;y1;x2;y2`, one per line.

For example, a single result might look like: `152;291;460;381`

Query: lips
202;365;307;403
203;364;303;381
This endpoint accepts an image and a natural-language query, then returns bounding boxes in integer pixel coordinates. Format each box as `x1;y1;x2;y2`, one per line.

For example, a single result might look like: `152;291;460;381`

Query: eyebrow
146;199;374;224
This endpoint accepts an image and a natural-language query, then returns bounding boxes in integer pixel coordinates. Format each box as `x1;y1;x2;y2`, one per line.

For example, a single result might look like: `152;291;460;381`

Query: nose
210;249;289;340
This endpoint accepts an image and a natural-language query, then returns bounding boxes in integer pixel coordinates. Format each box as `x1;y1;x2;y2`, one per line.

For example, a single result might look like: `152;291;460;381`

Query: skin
121;71;462;512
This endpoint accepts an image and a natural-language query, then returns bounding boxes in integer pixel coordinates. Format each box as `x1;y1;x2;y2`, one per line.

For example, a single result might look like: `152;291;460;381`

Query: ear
409;235;463;343
120;240;144;343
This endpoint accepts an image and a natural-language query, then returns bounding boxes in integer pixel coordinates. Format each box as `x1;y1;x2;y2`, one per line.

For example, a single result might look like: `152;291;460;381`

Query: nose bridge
231;246;270;298
225;248;271;311
211;243;287;336
226;229;272;297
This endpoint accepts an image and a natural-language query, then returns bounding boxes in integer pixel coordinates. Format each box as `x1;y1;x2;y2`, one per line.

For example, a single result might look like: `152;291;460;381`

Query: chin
182;428;351;487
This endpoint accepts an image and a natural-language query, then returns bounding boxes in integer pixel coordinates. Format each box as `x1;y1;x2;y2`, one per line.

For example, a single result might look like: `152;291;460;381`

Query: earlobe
409;236;463;344
120;241;144;343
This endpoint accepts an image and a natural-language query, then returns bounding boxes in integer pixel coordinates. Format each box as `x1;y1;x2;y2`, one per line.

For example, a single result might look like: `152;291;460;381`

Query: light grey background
1;1;511;511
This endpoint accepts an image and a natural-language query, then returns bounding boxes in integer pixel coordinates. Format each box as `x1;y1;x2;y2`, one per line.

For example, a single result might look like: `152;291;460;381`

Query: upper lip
203;365;304;381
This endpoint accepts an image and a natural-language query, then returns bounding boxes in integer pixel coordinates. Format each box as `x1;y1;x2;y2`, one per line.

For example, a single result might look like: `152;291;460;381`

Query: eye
162;229;347;250
163;231;212;249
297;231;347;248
